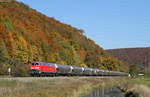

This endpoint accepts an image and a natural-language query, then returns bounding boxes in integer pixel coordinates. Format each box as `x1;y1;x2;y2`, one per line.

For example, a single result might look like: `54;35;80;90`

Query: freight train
29;61;129;76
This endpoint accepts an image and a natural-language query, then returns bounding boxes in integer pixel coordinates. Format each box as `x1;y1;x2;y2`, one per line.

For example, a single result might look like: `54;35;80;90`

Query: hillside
0;1;126;75
107;47;150;71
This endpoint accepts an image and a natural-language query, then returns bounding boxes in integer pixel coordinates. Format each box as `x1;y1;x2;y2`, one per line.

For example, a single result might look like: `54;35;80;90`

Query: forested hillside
107;47;150;72
0;1;126;76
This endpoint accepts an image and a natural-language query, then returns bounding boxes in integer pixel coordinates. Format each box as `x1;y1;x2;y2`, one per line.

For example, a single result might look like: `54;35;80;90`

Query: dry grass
130;84;150;97
128;77;150;97
0;77;128;97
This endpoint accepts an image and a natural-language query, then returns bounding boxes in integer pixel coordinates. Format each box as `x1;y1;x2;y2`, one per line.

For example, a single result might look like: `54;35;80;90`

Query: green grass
132;77;150;87
0;80;17;87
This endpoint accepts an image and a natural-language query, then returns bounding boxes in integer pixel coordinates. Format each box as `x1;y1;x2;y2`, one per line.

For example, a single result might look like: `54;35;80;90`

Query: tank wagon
29;61;129;76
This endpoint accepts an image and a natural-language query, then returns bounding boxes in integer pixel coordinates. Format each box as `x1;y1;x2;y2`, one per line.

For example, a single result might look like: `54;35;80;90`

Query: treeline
107;48;150;75
0;1;126;76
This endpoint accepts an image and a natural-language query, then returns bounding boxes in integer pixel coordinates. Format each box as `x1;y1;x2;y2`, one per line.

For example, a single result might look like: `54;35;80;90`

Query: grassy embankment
132;77;150;87
125;77;150;97
0;77;128;97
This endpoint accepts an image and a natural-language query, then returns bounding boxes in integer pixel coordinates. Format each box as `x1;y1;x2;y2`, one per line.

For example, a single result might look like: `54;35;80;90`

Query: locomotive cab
29;62;42;76
30;62;41;70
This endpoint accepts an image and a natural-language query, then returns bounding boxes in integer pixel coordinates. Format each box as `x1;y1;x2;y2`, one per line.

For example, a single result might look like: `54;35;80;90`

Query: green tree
7;58;30;77
145;63;150;77
129;64;139;77
0;38;10;74
59;41;80;65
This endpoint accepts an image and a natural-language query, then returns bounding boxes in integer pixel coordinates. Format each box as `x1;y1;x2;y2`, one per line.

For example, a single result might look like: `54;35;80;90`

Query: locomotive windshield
32;63;34;65
32;63;39;66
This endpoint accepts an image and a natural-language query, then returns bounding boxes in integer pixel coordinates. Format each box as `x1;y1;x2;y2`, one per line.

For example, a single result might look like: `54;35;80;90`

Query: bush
10;59;30;77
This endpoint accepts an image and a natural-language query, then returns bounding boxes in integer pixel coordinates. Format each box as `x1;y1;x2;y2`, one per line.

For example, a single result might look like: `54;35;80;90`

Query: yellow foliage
99;65;107;70
47;55;57;63
80;63;87;67
59;60;66;65
30;45;42;61
18;36;28;51
7;32;17;57
18;51;28;63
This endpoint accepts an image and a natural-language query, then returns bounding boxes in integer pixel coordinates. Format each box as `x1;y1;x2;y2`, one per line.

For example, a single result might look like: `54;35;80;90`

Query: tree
145;63;150;77
0;38;10;74
129;64;139;77
10;58;29;77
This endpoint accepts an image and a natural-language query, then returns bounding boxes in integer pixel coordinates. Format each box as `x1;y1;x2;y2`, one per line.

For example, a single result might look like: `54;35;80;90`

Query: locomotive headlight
82;67;84;72
35;67;40;69
31;67;35;69
70;66;73;70
31;67;40;69
55;64;58;68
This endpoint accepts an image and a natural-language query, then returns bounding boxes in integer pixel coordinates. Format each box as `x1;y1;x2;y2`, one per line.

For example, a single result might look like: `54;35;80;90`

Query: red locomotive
29;62;57;76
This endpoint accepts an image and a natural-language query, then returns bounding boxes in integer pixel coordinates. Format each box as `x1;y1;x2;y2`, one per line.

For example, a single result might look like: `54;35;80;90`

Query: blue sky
17;0;150;49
